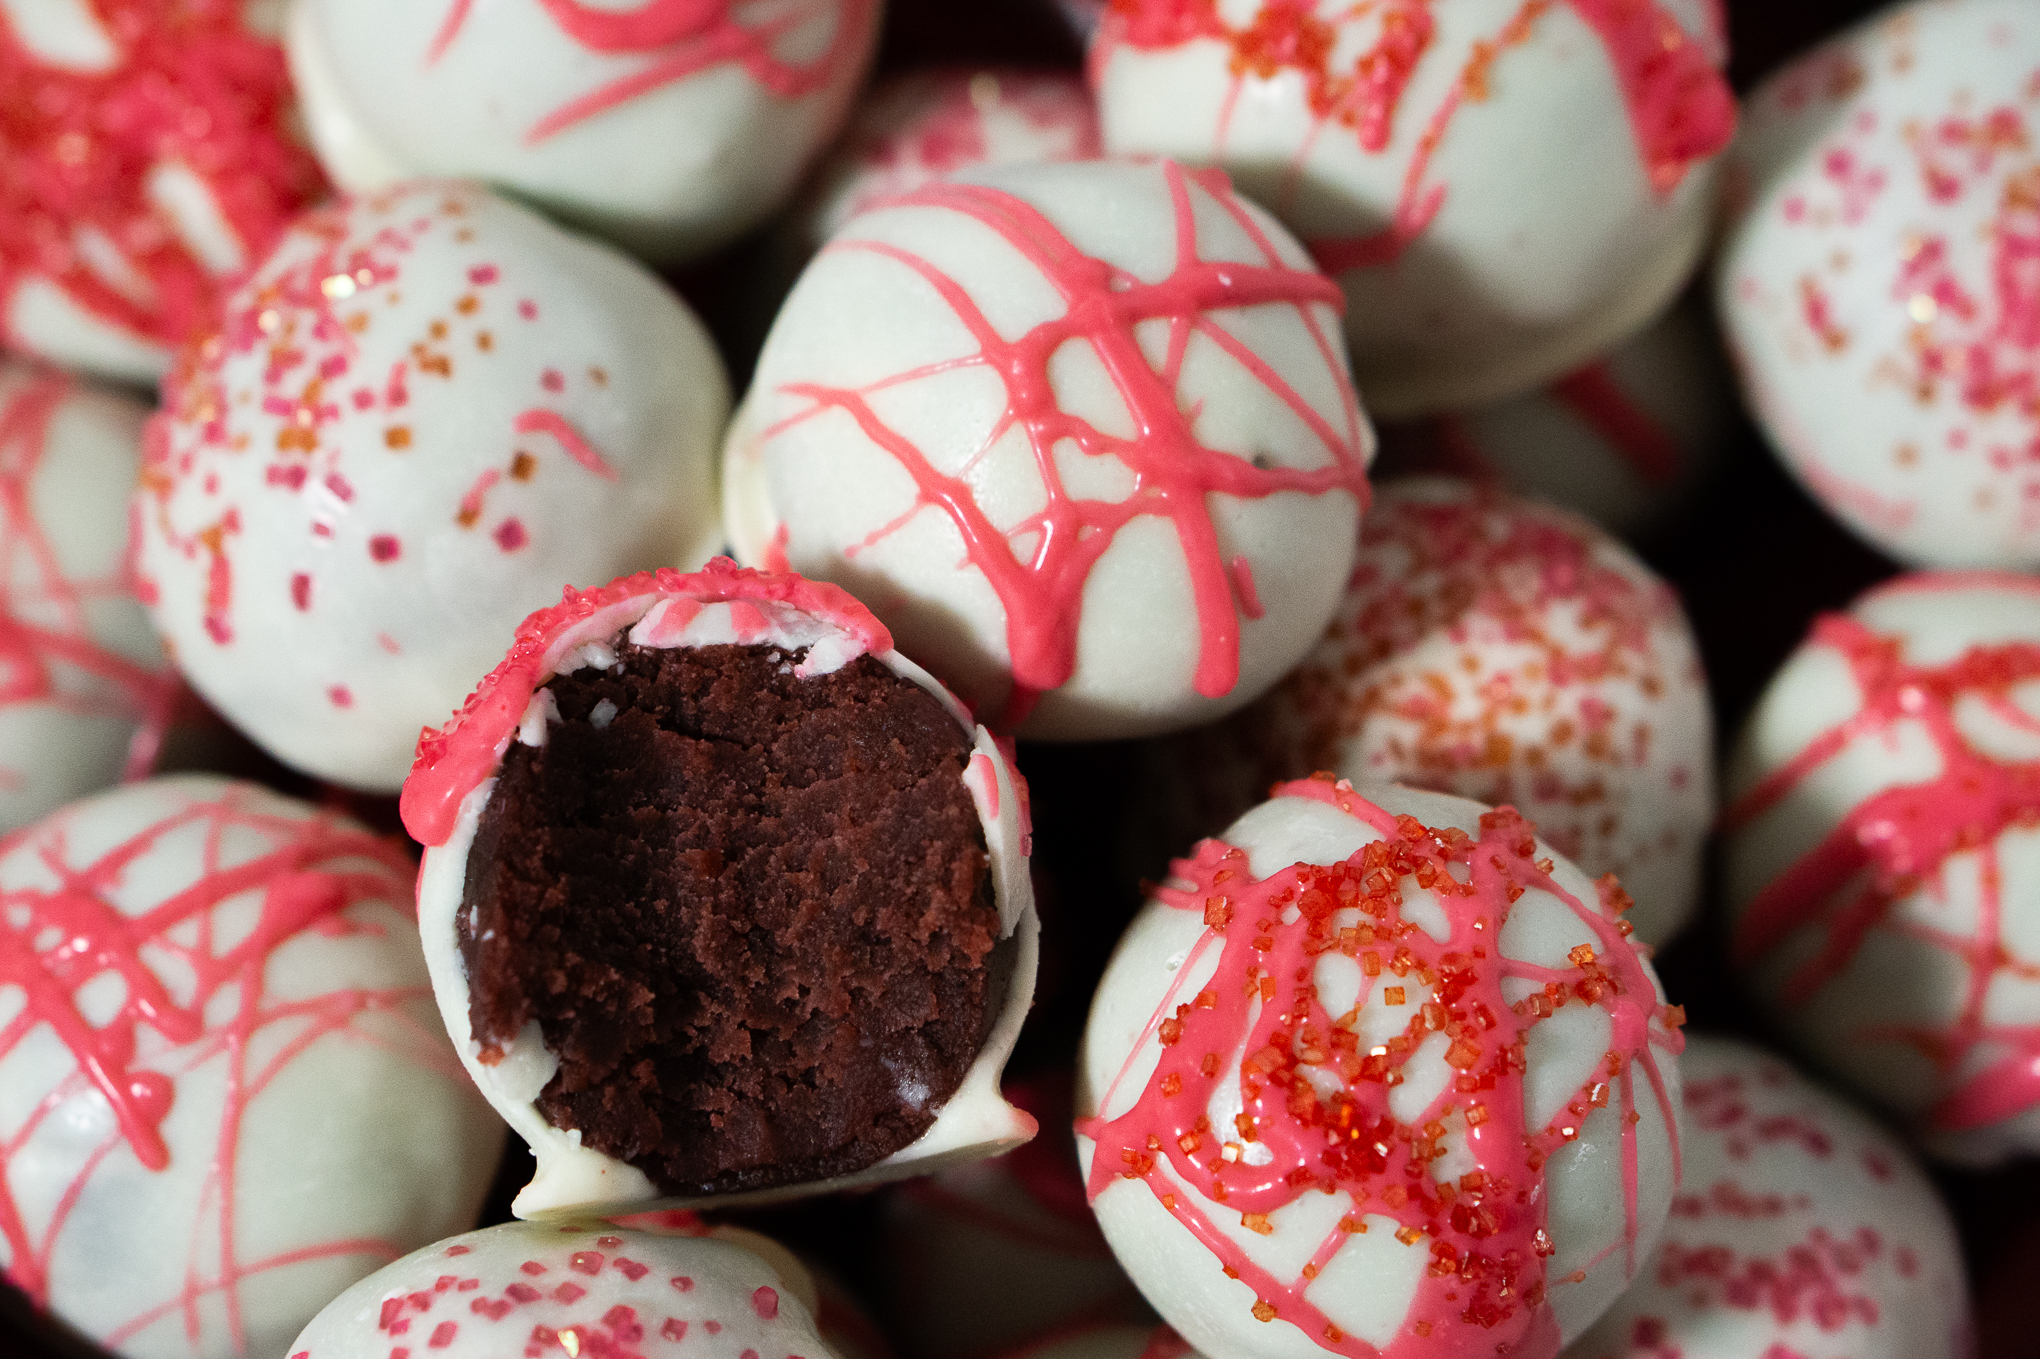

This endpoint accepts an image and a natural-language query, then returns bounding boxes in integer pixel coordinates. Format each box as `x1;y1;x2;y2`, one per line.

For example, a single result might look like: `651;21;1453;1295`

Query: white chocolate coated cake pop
1089;0;1738;417
0;361;177;834
0;775;503;1359
287;0;881;263
725;157;1374;740
133;181;730;794
288;1218;835;1359
1724;570;2040;1166
1078;779;1685;1359
0;0;326;385
1717;0;2040;569
1568;1036;1972;1359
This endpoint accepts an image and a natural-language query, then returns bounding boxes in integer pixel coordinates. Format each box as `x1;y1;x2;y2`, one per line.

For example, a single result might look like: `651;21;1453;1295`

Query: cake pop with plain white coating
0;361;178;834
1723;570;2040;1165
1089;0;1737;417
401;560;1038;1217
288;1218;835;1359
1078;779;1684;1359
0;774;504;1359
287;0;881;263
134;180;730;794
0;0;326;385
1568;1035;1971;1359
725;157;1373;740
1717;0;2040;569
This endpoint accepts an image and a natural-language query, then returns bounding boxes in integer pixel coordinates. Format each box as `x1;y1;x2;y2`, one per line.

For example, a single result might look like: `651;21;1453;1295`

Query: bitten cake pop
1724;571;2040;1165
289;1218;834;1359
1717;0;2040;569
0;775;503;1359
134;180;730;793
287;0;881;263
0;0;326;384
1373;306;1732;538
1141;479;1713;947
0;361;177;833
794;69;1102;252
1569;1036;1972;1359
1079;779;1685;1359
1089;0;1738;416
401;561;1038;1217
725;157;1374;740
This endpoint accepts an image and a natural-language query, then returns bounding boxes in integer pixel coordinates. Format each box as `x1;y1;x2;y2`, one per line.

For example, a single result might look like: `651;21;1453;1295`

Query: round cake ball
1717;0;2040;569
0;0;327;385
289;1218;835;1359
1723;570;2040;1166
724;157;1374;740
287;0;881;263
0;361;178;834
876;1076;1150;1359
794;69;1102;252
0;774;504;1359
133;180;730;794
401;561;1039;1217
1078;779;1685;1359
1089;0;1737;417
1568;1035;1972;1359
1374;304;1733;539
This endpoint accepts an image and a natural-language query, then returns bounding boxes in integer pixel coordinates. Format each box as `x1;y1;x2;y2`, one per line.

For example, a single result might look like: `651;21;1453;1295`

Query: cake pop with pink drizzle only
287;1217;837;1359
286;0;881;263
723;157;1374;740
1723;570;2040;1166
133;180;730;794
1567;1035;1972;1359
1087;0;1738;417
0;774;504;1359
0;0;327;385
1077;779;1685;1359
0;360;179;835
1717;0;2040;570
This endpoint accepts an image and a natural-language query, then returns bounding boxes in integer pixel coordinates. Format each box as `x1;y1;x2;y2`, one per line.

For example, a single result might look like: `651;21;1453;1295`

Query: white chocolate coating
1078;781;1683;1359
0;362;176;834
287;0;881;263
289;1219;836;1359
726;157;1373;740
1568;1036;1971;1359
0;775;503;1359
1717;0;2040;569
1091;0;1736;417
1375;305;1733;539
1723;571;2040;1165
133;182;730;793
406;566;1039;1217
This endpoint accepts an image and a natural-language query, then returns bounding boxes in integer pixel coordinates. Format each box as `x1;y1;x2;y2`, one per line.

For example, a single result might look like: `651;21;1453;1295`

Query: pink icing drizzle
0;369;179;793
764;163;1370;729
515;408;619;481
0;785;428;1346
399;559;894;847
1097;0;1736;272
1079;777;1682;1359
428;0;879;144
1722;573;2040;1133
0;0;326;356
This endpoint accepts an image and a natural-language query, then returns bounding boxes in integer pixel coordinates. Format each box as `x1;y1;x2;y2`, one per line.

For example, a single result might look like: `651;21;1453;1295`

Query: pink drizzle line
0;787;427;1349
0;370;179;788
1098;0;1736;272
428;0;879;144
764;163;1370;729
0;0;327;354
399;558;893;847
1547;362;1682;487
1078;777;1682;1359
515;408;618;481
1722;574;2040;1133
